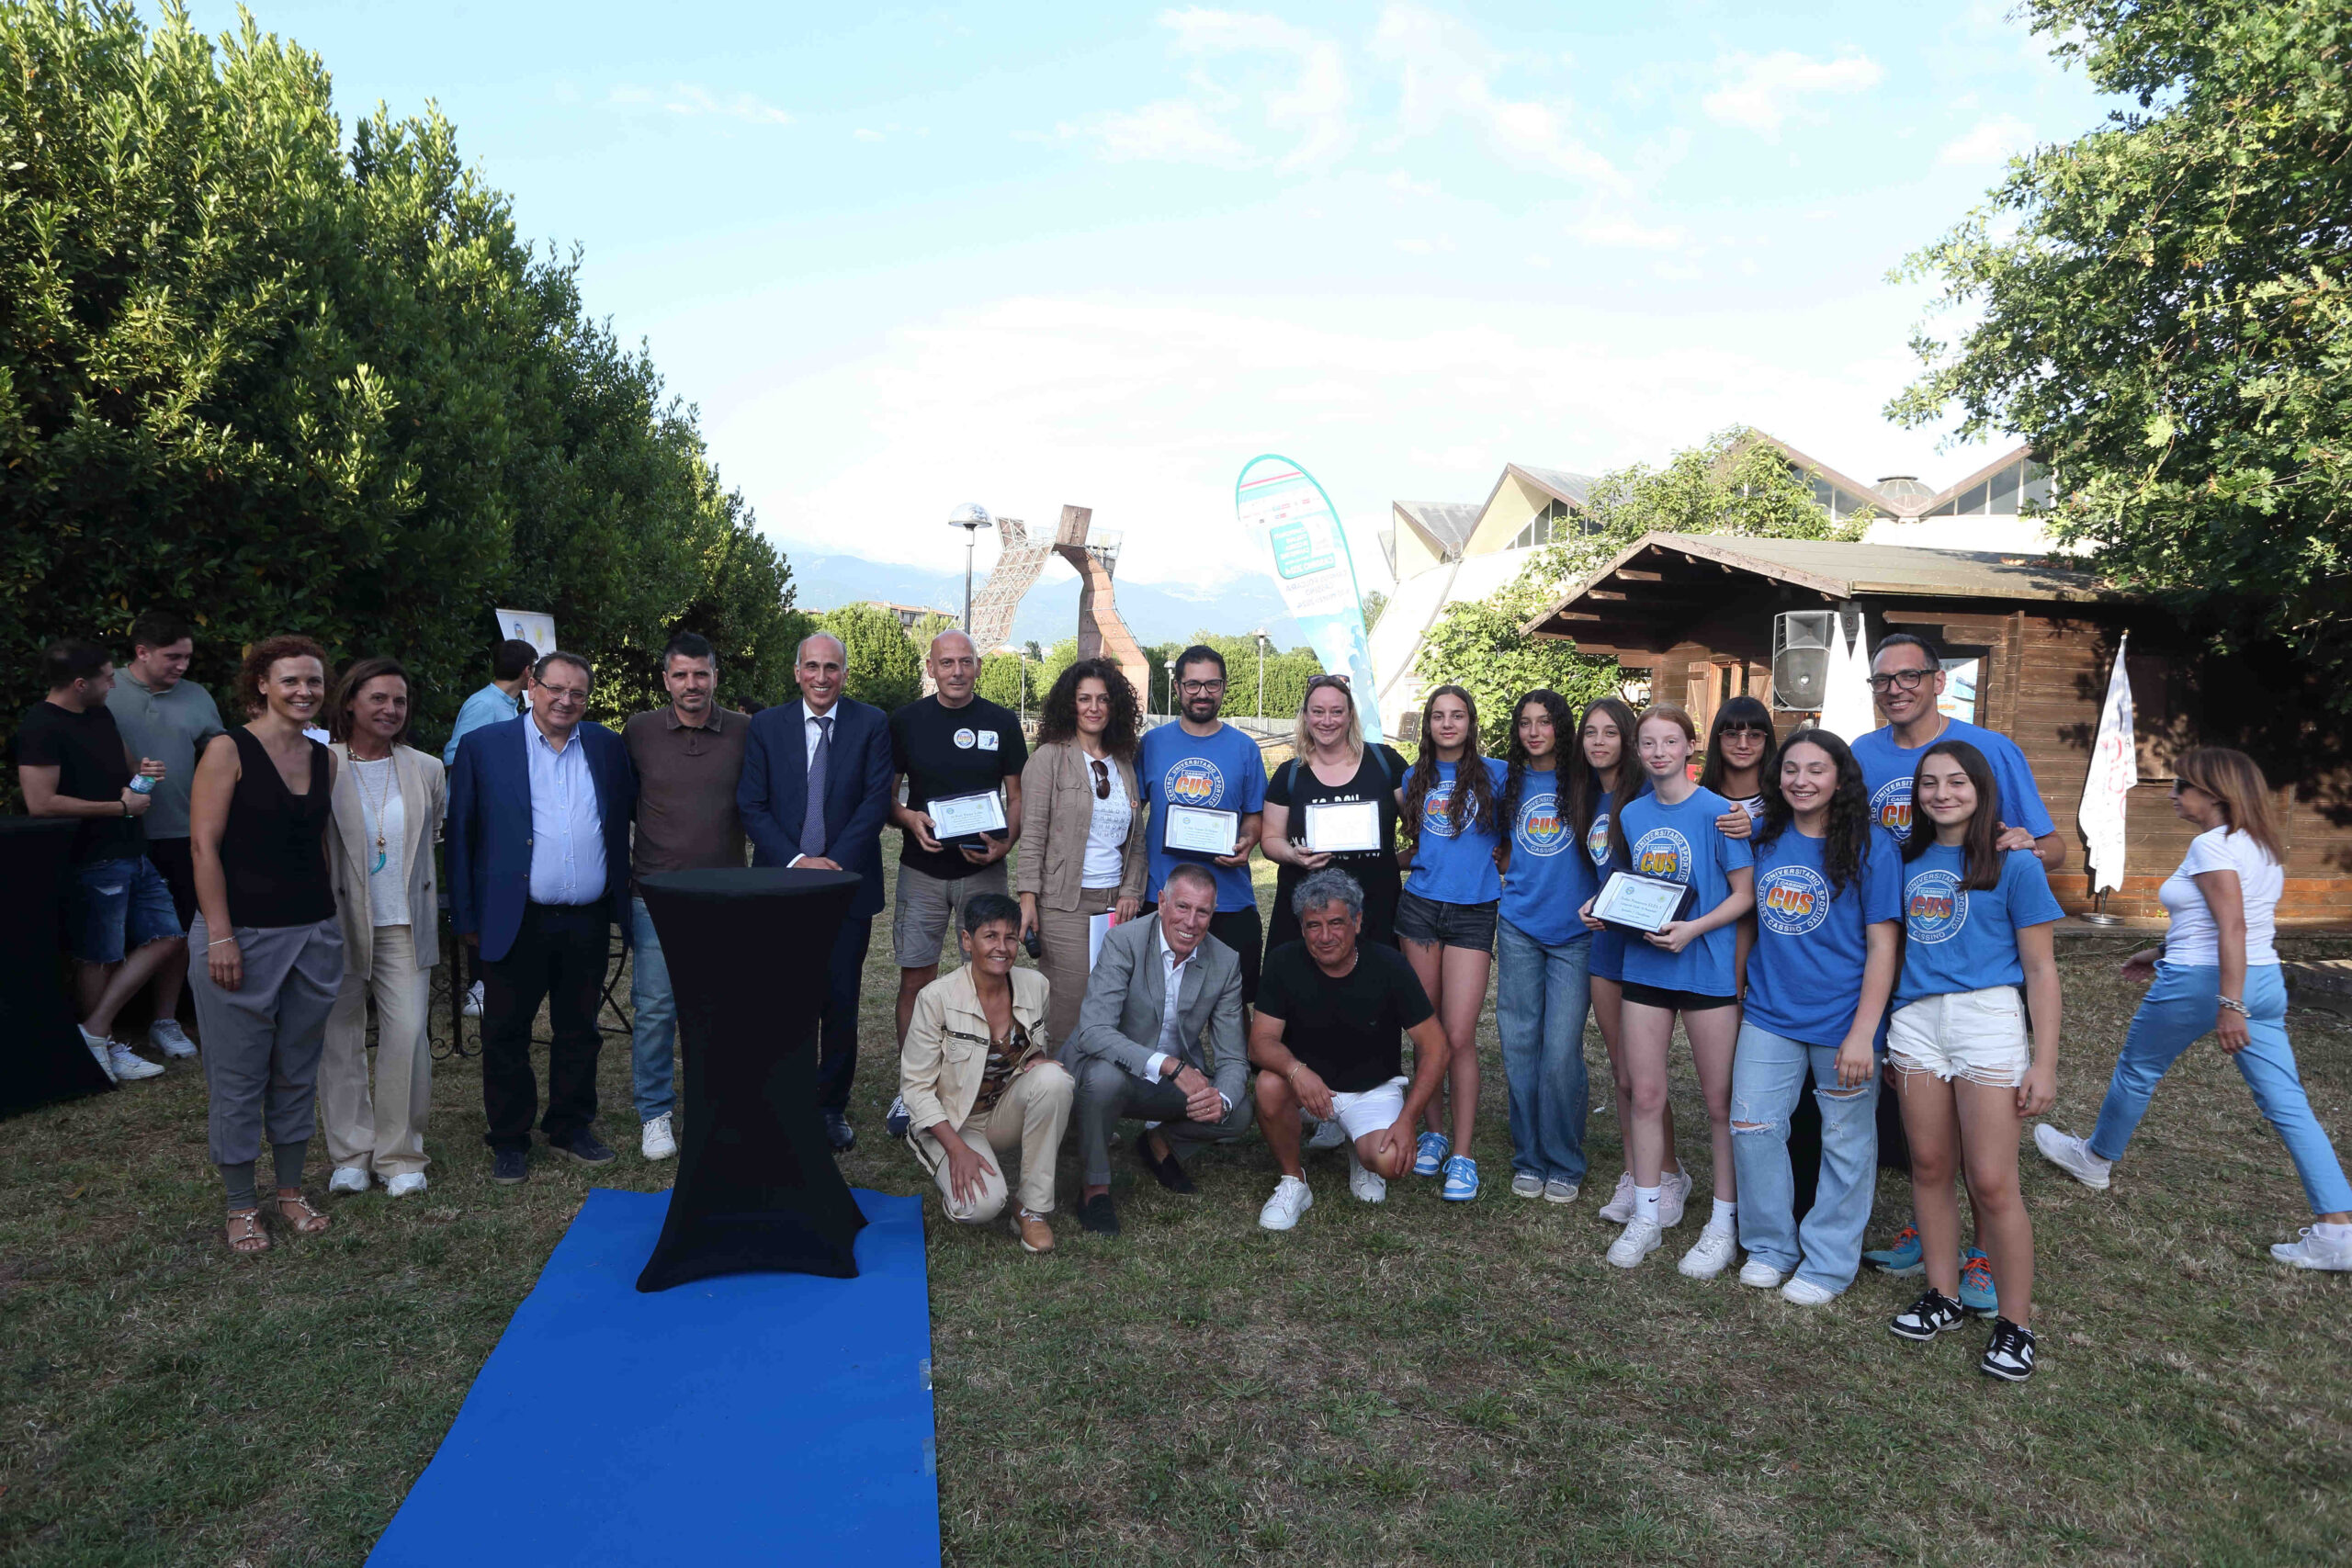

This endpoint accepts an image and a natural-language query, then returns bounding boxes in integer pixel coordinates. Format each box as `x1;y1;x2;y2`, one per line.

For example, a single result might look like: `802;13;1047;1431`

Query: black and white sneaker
885;1094;911;1140
1888;1288;1967;1342
1979;1317;2037;1382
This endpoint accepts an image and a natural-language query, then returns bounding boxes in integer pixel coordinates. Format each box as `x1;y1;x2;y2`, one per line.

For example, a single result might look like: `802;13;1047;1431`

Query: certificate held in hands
1304;798;1380;854
1591;870;1695;934
1163;804;1240;858
929;789;1008;844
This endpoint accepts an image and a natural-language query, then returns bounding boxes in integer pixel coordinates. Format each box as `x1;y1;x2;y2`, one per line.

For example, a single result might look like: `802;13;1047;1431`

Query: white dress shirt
787;700;838;870
1146;926;1230;1112
525;715;606;906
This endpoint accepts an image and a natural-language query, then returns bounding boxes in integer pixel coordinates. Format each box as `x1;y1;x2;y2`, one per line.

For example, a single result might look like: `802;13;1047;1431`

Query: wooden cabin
1524;532;2352;925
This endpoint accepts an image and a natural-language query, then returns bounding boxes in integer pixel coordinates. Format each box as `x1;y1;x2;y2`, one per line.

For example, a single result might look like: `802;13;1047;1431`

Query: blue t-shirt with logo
1894;842;2065;1008
1850;718;2055;842
1140;720;1269;912
1404;757;1508;906
1498;767;1597;947
1586;790;1626;982
1745;824;1905;1048
1616;785;1754;998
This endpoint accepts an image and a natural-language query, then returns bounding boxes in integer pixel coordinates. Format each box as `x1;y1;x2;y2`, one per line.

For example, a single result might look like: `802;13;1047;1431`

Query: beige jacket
1015;741;1148;910
899;964;1053;1134
327;741;447;974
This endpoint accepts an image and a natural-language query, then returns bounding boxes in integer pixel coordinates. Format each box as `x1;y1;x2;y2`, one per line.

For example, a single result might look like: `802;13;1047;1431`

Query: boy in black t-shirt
1248;869;1451;1231
888;631;1029;1047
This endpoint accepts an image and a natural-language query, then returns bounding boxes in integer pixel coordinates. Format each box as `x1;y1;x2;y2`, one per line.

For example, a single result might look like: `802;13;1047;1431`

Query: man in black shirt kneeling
1250;869;1450;1231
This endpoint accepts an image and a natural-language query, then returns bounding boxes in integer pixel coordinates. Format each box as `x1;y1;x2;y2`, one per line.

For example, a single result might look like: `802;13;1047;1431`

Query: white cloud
1068;8;1351;170
609;83;794;126
1385;169;1438;197
1573;214;1687;250
1078;99;1257;166
854;128;886;142
1370;5;1626;192
1937;113;2037;166
1393;235;1455;254
1702;50;1883;140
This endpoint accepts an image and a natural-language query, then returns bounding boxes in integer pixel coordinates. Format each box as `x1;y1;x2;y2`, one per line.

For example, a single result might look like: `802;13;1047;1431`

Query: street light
1163;657;1177;718
1254;628;1269;720
947;502;992;634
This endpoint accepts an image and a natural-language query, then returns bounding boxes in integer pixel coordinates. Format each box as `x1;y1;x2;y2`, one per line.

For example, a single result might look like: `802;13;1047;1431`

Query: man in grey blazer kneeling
1065;862;1253;1235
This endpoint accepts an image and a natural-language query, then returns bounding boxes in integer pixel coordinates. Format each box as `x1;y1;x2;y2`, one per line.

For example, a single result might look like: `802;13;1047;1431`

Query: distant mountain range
785;552;1307;651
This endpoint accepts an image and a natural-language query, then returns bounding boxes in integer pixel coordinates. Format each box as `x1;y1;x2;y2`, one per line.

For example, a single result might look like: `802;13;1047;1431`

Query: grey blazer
1066;913;1248;1108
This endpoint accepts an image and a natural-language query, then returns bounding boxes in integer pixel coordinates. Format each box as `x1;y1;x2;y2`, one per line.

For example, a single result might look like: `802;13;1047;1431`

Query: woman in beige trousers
321;657;447;1199
1016;657;1148;1052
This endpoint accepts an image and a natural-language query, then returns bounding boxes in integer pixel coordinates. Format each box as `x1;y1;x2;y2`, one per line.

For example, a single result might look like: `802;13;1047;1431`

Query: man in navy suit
447;650;638;1184
738;631;895;1149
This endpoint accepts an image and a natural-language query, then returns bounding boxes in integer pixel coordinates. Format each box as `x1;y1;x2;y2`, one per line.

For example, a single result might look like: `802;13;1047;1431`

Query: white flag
1815;611;1875;743
2078;633;2137;894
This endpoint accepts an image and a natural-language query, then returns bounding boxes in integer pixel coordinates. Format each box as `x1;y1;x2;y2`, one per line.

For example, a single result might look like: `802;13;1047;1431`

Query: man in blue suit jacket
447;651;637;1183
738;631;895;1148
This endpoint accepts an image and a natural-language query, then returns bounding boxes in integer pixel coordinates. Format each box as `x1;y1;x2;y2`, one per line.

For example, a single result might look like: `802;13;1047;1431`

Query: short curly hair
1035;657;1141;761
238;635;331;716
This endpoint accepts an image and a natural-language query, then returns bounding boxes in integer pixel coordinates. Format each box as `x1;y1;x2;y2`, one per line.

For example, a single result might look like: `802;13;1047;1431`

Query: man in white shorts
1250;869;1452;1230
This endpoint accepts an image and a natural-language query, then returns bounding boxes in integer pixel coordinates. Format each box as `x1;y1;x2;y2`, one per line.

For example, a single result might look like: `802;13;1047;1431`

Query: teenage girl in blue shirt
1581;704;1753;1278
1396;684;1508;1201
1885;740;2063;1382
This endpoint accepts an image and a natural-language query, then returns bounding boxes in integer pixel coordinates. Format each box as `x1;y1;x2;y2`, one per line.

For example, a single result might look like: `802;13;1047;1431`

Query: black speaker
1771;611;1836;711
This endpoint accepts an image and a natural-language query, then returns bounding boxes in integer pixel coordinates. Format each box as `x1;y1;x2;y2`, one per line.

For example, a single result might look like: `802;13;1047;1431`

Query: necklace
355;753;394;874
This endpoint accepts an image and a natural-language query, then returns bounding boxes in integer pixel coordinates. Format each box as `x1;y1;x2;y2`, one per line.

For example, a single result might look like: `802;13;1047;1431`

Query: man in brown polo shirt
621;631;750;1161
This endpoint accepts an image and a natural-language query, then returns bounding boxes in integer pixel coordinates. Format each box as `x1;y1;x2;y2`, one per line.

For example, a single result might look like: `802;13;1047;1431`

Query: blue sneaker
1442;1155;1479;1201
1959;1248;1997;1315
1862;1224;1924;1276
1412;1132;1451;1177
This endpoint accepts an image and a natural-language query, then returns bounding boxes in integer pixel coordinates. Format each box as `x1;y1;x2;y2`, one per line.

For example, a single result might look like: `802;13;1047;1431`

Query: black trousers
814;915;874;1113
481;902;610;1152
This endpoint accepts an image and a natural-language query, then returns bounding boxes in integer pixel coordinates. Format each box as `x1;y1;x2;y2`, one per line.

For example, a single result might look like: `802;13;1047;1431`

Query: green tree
1361;590;1388;631
820;602;923;712
1889;0;2352;705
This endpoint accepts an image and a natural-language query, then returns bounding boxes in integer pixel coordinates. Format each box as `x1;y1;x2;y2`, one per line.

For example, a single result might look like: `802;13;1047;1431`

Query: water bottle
129;773;156;795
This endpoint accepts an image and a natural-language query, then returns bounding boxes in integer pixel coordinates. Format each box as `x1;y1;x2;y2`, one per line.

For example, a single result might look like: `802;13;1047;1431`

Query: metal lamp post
947;502;992;633
1163;657;1177;718
1254;628;1269;720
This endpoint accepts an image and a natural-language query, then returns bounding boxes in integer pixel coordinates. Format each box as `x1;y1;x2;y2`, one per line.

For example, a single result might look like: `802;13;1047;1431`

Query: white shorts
1886;987;2030;1089
1329;1076;1409;1141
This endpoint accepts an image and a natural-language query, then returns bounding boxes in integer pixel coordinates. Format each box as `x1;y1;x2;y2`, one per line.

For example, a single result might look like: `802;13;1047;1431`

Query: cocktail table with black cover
0;818;112;1118
634;866;868;1291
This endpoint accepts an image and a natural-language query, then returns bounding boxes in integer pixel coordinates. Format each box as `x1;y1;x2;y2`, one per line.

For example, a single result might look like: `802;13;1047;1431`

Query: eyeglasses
1179;680;1226;695
1090;758;1110;800
535;683;590;706
1868;669;1934;694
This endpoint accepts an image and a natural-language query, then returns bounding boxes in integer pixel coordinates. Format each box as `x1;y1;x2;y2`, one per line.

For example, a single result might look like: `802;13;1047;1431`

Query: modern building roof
1508;464;1599;508
1391;500;1486;561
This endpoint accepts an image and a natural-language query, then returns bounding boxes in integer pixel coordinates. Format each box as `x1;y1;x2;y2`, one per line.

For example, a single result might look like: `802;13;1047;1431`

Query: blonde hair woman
1261;674;1408;953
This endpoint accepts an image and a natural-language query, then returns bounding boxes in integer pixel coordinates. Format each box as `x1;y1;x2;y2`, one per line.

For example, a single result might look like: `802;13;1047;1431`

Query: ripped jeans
1730;1021;1880;1292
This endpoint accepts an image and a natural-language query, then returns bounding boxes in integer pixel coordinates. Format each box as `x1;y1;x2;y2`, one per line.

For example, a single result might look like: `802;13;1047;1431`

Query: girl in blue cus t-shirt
1885;739;2063;1382
1580;703;1753;1280
1731;730;1901;1305
1396;684;1508;1201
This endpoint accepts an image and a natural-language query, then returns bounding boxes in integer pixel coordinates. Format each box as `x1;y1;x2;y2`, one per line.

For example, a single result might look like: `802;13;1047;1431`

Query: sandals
226;1209;269;1254
274;1190;331;1235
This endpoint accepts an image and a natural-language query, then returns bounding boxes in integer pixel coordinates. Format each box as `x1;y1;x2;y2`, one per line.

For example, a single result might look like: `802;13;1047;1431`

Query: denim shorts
1395;891;1499;954
68;855;183;965
1887;986;2029;1088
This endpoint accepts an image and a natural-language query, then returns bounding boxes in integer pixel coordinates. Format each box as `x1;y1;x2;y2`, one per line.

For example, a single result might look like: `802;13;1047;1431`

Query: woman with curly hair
1729;728;1902;1305
1017;657;1148;1049
187;634;345;1255
1396;683;1507;1201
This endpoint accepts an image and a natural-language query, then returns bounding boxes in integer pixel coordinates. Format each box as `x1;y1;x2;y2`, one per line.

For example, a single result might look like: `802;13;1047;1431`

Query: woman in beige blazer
1016;658;1149;1050
321;657;447;1197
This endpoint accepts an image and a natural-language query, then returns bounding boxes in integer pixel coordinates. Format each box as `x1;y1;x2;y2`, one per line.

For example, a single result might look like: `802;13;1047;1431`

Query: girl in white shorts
1885;740;2063;1382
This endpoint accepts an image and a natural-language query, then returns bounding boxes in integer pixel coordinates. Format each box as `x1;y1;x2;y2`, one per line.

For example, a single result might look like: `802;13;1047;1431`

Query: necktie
799;714;833;861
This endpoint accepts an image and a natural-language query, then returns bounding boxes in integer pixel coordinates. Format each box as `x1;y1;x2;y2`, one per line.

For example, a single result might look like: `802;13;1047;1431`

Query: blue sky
171;2;2112;597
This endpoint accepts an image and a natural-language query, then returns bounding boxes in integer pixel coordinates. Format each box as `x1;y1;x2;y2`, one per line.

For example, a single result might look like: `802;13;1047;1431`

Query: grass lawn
4;842;2350;1566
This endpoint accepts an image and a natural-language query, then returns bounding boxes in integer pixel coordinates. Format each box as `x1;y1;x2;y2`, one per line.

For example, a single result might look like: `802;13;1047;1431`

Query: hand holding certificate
1163;804;1240;858
929;789;1008;843
1303;798;1380;854
1590;870;1694;934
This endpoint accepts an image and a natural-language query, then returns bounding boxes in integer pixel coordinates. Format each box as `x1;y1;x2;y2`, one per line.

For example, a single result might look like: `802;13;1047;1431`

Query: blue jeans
68;855;182;964
1495;919;1590;1184
628;897;676;1123
1731;1022;1880;1292
2089;962;2352;1215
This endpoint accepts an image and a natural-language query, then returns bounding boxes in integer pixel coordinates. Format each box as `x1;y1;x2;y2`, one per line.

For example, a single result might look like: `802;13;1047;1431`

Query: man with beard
1137;645;1267;1005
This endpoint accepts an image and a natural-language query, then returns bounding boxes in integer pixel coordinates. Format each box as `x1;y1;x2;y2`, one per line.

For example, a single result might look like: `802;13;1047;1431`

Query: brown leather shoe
1016;1211;1055;1254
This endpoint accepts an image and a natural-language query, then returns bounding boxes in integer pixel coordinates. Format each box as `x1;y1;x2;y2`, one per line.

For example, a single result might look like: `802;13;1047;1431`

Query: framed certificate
929;789;1008;842
1304;798;1380;854
1164;804;1240;857
1591;870;1695;934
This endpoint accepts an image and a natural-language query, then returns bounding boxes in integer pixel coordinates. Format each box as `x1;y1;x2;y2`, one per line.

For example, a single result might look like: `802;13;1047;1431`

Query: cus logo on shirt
1632;826;1692;882
1420;779;1462;838
1513;791;1568;858
1163;758;1226;807
1904;867;1969;943
1870;776;1913;834
1587;812;1611;866
1757;864;1830;937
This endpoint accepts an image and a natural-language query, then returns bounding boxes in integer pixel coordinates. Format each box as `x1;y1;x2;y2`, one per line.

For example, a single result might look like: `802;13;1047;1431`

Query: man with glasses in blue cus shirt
1138;645;1268;1007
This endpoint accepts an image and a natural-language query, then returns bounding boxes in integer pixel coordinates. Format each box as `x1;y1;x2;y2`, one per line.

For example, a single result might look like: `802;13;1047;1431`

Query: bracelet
208;937;237;949
2217;996;2248;1017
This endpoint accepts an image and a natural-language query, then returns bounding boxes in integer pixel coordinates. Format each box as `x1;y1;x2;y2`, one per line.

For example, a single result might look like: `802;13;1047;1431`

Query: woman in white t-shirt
2034;748;2352;1271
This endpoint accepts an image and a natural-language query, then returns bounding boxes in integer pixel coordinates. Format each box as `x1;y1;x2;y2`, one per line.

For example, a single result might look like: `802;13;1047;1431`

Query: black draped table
1;818;113;1118
635;866;868;1292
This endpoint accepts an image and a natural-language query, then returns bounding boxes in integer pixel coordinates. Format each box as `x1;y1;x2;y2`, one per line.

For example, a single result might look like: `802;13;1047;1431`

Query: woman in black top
187;636;345;1255
1261;675;1408;952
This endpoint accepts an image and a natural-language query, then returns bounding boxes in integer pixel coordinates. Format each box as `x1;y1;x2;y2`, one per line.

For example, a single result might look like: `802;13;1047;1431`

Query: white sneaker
2033;1124;2113;1190
1657;1169;1692;1228
2271;1226;2352;1271
328;1167;371;1195
1607;1216;1664;1268
640;1112;677;1161
1259;1175;1314;1231
107;1043;164;1081
1598;1170;1635;1223
462;979;485;1018
1304;1116;1347;1153
1738;1258;1788;1289
81;1027;119;1084
149;1020;198;1058
1345;1145;1387;1204
1510;1171;1544;1199
1781;1277;1839;1305
385;1172;429;1198
1544;1179;1580;1205
1678;1222;1740;1279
